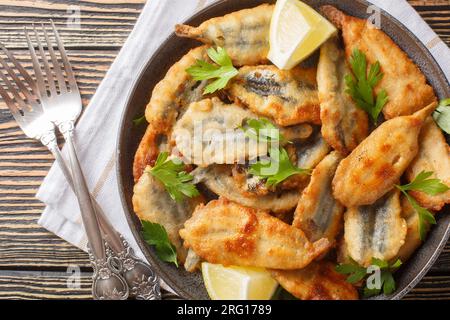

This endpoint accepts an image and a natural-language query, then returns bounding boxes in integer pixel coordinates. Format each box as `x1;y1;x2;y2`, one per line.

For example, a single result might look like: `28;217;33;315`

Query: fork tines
0;43;38;110
25;21;79;99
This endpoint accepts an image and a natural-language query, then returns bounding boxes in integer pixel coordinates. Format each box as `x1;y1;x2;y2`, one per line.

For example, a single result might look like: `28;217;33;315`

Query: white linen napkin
36;0;450;294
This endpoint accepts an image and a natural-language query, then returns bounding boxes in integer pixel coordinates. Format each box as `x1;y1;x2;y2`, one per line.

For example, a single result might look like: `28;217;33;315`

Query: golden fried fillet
134;46;210;181
332;103;437;207
192;165;301;213
317;37;368;154
227;65;321;126
293;152;344;243
396;196;428;263
172;97;267;166
180;199;330;269
293;128;331;170
406;117;450;211
321;6;436;119
270;262;358;300
175;4;273;66
344;190;407;267
133;168;203;264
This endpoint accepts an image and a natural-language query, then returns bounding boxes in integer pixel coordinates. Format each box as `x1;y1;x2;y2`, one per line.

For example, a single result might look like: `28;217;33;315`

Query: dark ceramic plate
117;0;450;300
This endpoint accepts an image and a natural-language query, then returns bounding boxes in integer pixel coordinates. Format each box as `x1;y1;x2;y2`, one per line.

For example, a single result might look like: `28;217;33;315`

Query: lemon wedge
202;262;278;300
268;0;337;70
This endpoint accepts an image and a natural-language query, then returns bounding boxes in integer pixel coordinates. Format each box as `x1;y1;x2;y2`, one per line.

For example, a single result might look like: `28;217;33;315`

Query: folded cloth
36;0;450;295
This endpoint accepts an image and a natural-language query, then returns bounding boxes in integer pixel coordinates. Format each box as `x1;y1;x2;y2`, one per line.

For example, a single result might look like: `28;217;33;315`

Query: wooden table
0;0;449;300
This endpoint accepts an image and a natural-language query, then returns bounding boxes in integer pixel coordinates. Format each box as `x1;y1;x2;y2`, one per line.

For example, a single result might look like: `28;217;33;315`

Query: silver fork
0;26;160;300
24;22;160;300
0;41;129;300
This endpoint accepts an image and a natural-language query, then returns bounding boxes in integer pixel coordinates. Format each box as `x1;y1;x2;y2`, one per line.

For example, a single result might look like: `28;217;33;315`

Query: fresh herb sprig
243;118;310;187
186;47;238;94
149;152;200;202
242;118;287;143
142;221;178;267
336;258;402;297
345;49;389;124
433;98;450;134
249;147;310;188
396;171;449;240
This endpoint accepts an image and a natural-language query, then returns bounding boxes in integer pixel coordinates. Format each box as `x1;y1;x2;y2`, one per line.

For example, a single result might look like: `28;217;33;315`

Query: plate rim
116;0;450;300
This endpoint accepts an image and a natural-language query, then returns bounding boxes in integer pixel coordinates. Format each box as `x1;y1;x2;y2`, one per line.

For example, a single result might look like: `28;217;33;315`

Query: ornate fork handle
42;123;161;300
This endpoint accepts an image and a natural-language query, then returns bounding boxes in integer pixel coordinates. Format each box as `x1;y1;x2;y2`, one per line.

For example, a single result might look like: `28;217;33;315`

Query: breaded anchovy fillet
294;127;331;170
406;117;450;211
293;152;344;243
344;190;407;267
396;195;428;263
134;46;210;181
133;168;203;264
333;103;437;207
317;37;368;155
321;5;436;119
270;262;358;300
175;4;273;66
228;65;321;126
172;97;267;166
192;165;300;213
179;199;330;270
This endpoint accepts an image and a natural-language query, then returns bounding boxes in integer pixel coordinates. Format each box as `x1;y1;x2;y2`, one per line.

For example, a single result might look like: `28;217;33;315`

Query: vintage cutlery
0;23;160;300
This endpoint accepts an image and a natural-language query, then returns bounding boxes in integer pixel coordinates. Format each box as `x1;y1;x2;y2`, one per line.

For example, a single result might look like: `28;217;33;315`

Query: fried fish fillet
293;127;331;170
179;199;330;269
396;195;428;263
175;4;273;66
192;165;301;213
172;97;268;166
227;65;321;126
406;117;450;211
344;190;407;267
270;262;358;300
293;152;344;243
321;6;436;119
317;37;368;154
133;167;203;264
333;103;437;207
134;46;210;181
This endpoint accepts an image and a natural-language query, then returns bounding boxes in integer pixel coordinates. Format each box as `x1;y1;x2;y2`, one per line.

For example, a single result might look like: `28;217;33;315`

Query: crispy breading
133;167;204;263
270;262;358;300
406;117;450;210
133;46;210;181
332;103;437;207
344;190;407;267
293;151;344;243
179;199;330;269
227;65;321;126
192;165;301;213
175;4;273;66
171;97;268;166
321;5;436;119
396;195;427;263
317;37;369;154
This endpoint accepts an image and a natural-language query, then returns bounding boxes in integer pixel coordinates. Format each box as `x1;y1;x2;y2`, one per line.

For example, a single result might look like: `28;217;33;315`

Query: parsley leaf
345;49;389;124
142;221;178;267
433;98;450;134
149;152;200;202
397;171;450;196
186;47;238;94
336;258;402;298
242;118;287;144
133;115;147;126
249;147;310;188
396;171;448;240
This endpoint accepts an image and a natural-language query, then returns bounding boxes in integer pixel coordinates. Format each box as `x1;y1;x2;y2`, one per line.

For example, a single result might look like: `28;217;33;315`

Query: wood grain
0;0;449;300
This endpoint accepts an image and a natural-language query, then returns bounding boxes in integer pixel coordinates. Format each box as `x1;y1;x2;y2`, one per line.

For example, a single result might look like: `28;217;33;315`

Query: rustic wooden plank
0;270;447;300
